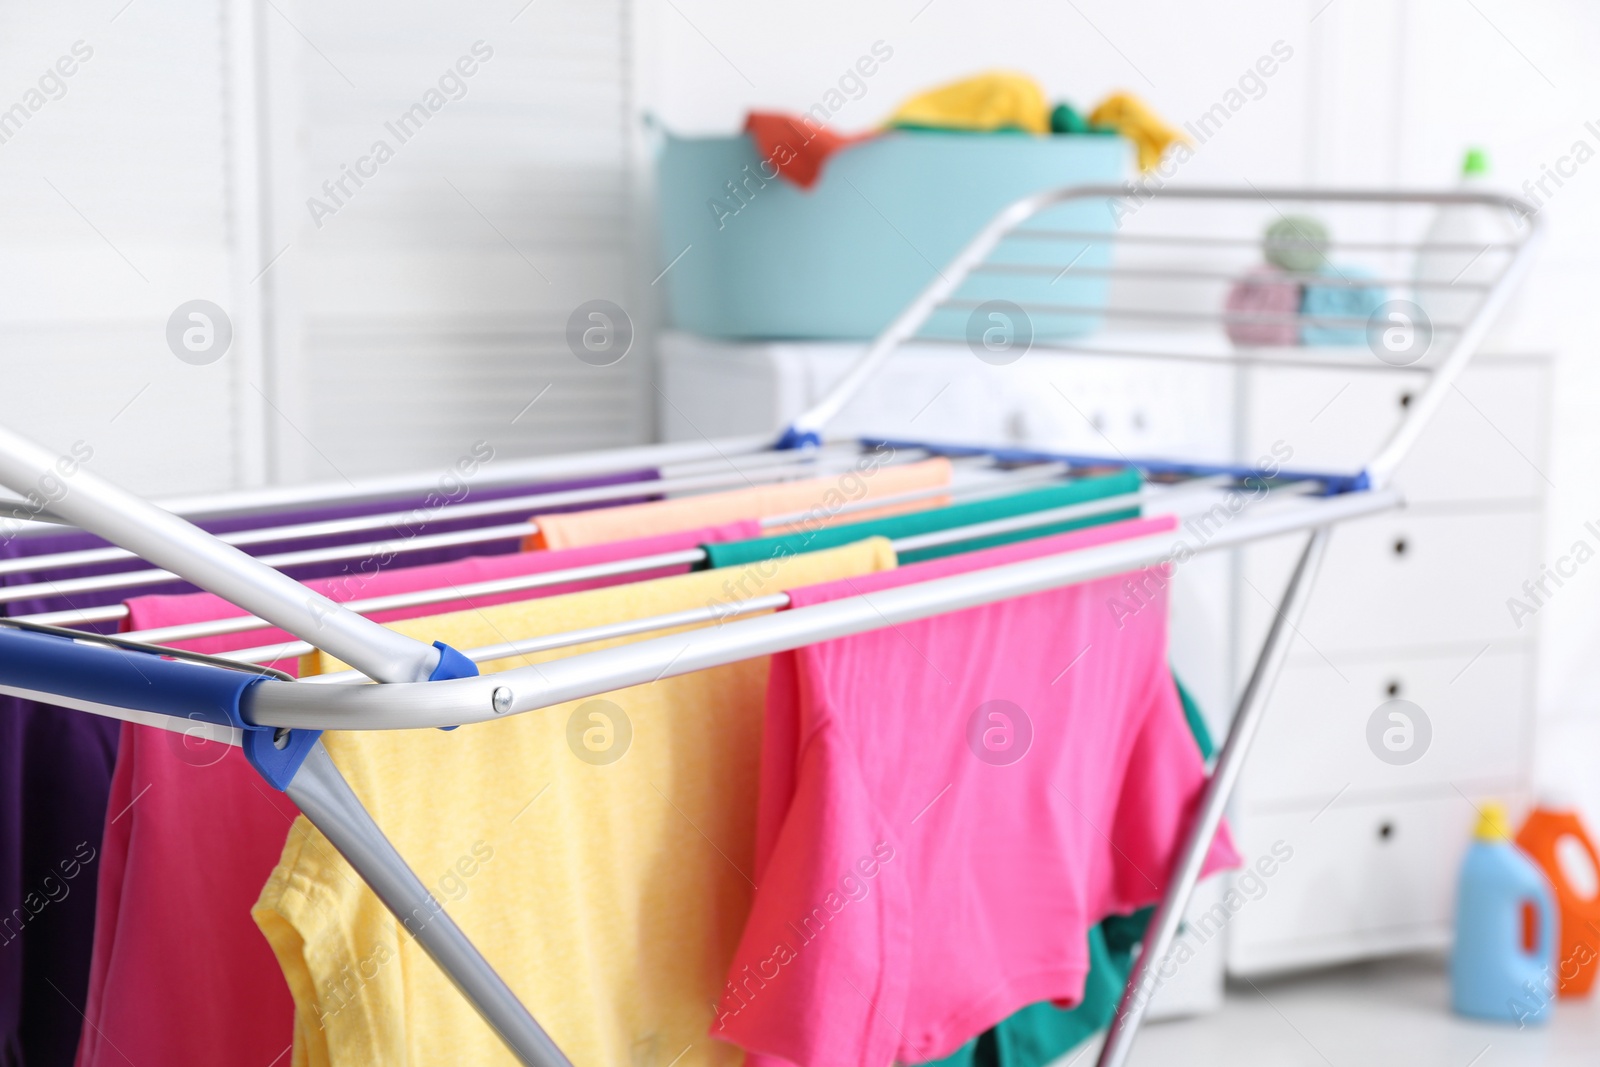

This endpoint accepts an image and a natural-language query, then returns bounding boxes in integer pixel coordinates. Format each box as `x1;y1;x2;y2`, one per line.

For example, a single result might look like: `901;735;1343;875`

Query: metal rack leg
286;740;573;1067
1095;526;1331;1067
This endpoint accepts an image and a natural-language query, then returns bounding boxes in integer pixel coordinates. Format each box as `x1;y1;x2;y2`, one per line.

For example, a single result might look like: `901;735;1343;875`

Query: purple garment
0;470;661;625
0;705;117;1067
0;468;660;1067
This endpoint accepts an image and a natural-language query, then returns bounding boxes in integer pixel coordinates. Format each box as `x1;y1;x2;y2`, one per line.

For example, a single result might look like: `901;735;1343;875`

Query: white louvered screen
0;0;266;496
260;0;648;482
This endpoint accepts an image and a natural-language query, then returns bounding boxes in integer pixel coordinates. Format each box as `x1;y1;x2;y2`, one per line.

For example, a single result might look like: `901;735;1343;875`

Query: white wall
0;0;650;497
638;0;1600;797
0;0;264;496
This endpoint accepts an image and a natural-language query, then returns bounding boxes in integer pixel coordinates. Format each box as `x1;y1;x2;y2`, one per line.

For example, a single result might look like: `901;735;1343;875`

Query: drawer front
1237;508;1540;658
1244;360;1549;505
1226;791;1507;976
820;348;1017;445
1237;646;1530;806
814;345;1238;462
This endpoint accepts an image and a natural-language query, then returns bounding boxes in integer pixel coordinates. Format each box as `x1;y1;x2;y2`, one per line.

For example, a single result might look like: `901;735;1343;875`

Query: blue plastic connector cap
428;640;480;681
775;425;822;450
0;623;323;790
244;725;323;791
427;640;479;731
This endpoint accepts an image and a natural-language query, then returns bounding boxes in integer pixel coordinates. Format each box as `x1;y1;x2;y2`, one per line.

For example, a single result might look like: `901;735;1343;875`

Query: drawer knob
1378;821;1396;842
1393;537;1408;557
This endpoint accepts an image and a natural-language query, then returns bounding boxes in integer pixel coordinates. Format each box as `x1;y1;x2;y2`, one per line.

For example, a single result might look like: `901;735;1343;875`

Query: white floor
1066;953;1600;1066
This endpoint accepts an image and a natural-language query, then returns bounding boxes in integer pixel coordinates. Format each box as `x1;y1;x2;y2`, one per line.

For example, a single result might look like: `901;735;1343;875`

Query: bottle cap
1463;147;1488;176
1475;801;1513;841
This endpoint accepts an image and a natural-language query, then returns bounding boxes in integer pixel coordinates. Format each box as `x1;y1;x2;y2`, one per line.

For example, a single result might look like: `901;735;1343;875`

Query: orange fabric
526;456;953;551
744;111;876;189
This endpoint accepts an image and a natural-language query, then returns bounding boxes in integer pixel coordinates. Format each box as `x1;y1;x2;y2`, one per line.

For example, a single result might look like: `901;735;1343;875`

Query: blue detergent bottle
1452;802;1558;1025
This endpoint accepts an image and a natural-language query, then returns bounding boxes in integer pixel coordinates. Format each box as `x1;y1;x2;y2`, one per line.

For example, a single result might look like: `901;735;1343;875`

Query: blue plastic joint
775;425;822;450
427;640;479;731
0;628;490;791
428;640;479;681
244;725;323;791
0;624;318;789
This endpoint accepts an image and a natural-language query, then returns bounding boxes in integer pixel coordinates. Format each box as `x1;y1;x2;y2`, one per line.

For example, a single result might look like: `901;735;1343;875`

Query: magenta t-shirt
715;515;1240;1066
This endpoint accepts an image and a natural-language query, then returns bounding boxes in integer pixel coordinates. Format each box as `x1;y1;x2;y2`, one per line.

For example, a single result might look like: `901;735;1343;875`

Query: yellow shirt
254;539;898;1067
528;455;950;549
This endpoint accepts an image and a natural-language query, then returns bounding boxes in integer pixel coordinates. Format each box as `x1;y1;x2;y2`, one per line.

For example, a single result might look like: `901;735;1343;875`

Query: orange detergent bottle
1516;796;1600;997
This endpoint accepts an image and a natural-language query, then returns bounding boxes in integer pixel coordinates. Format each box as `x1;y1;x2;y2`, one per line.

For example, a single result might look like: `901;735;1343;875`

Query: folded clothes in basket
886;70;1053;134
1224;267;1302;347
741;73;1184;188
743;111;874;189
1300;265;1387;346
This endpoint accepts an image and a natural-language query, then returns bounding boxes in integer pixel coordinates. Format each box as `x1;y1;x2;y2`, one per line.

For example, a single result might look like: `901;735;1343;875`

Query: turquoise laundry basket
655;130;1130;341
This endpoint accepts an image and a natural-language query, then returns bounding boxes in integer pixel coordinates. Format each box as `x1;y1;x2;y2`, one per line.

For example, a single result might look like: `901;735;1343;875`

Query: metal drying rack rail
0;185;1540;1067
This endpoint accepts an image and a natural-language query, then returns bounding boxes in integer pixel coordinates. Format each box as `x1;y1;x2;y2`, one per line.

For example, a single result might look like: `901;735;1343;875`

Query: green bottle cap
1463;147;1488;176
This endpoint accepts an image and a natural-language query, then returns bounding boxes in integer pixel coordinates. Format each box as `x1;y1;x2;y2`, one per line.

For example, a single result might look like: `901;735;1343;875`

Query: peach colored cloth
528;454;952;550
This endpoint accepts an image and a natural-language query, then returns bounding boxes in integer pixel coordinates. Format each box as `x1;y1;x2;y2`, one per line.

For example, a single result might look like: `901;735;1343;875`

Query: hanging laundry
0;704;115;1067
699;468;1141;569
917;927;1127;1067
77;521;761;1067
915;678;1217;1067
701;470;1231;1067
0;471;659;621
744;111;875;190
1087;92;1189;172
527;455;952;550
125;520;761;660
886;71;1052;134
716;517;1239;1067
73;722;301;1067
6;478;642;1067
261;540;898;1067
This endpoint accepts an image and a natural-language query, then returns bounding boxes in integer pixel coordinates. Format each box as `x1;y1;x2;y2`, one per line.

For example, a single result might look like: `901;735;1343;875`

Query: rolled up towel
1263;215;1330;273
1224;267;1301;347
1300;265;1386;346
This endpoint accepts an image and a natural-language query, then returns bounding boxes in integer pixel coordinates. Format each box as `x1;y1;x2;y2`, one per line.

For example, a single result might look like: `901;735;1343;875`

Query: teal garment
916;675;1216;1067
698;468;1142;570
1174;673;1216;761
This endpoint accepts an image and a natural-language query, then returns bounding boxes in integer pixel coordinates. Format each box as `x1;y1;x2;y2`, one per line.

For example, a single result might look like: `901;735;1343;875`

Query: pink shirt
79;523;759;1067
119;520;761;660
715;516;1240;1067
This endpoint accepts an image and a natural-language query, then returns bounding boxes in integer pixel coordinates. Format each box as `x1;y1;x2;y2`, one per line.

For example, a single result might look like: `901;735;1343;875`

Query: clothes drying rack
0;186;1539;1067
